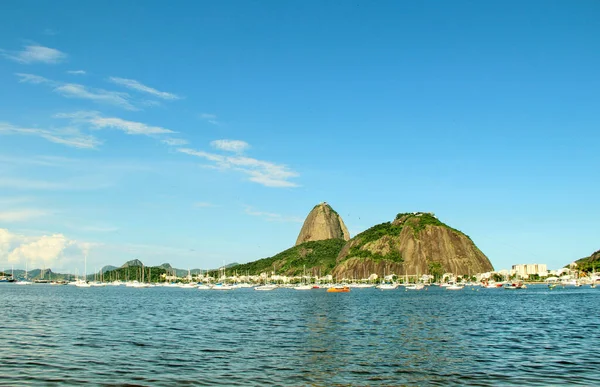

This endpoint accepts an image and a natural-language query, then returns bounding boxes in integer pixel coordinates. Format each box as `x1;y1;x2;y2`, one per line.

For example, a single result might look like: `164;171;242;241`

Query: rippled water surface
1;284;599;386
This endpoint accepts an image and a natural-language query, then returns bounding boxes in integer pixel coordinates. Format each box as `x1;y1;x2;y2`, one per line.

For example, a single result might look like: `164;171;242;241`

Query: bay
1;284;598;386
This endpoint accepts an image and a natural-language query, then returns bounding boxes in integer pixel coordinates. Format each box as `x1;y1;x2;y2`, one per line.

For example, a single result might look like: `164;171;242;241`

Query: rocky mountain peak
295;202;350;246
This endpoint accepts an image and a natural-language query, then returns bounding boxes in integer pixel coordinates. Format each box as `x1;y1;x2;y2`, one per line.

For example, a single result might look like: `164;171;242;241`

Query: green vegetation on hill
573;249;600;273
395;212;468;239
229;239;346;276
346;222;404;262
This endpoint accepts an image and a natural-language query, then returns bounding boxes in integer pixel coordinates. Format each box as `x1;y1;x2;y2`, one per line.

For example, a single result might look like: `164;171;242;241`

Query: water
1;284;599;386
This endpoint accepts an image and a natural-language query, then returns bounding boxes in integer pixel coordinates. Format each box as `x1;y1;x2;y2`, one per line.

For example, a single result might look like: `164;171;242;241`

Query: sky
1;0;599;274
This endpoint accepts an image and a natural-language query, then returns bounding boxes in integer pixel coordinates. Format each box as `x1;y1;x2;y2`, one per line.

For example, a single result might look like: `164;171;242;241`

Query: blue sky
1;0;598;274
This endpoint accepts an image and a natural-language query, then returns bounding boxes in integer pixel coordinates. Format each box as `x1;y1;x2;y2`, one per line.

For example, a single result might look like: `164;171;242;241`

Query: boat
197;283;212;290
212;283;235;290
327;285;350;293
255;284;278;291
446;283;464;291
16;262;34;285
294;284;313;290
504;282;527;290
376;283;398;290
406;283;425;291
294;266;313;290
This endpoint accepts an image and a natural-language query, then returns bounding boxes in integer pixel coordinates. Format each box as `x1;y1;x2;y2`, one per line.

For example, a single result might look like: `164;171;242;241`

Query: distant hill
572;249;600;272
120;259;144;268
101;265;118;273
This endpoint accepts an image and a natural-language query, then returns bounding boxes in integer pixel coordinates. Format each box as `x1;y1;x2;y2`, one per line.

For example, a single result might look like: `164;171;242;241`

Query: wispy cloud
79;225;119;233
16;73;53;85
55;84;137;110
43;29;58;36
244;205;303;223
0;122;101;149
1;45;66;64
55;111;175;136
162;138;189;146
193;202;217;208
0;177;113;191
15;73;137;110
177;146;299;188
109;77;180;100
0;209;51;222
67;70;86;75
210;139;250;153
200;113;220;126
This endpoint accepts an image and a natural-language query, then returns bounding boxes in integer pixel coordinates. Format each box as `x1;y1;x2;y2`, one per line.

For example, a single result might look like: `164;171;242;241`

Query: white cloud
55;111;175;136
0;121;101;149
15;73;139;110
108;77;180;100
67;70;86;75
193;202;217;208
162;138;189;146
0;209;51;222
16;73;53;85
0;177;111;191
0;228;92;272
177;147;299;188
55;83;137;110
200;113;220;125
1;45;66;64
210;139;250;153
244;206;303;223
6;231;74;270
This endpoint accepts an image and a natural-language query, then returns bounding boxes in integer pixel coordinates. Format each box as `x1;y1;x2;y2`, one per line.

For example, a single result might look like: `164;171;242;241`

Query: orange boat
327;286;350;293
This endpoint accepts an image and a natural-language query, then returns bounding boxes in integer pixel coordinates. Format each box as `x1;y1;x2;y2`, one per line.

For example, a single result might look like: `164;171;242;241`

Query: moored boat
327;285;350;293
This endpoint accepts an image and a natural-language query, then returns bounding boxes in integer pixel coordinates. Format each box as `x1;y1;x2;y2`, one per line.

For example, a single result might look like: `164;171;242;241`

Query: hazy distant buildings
511;264;548;278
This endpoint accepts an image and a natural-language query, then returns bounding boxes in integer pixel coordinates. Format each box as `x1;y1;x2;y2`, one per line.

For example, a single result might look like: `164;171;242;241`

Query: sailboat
294;266;313;290
16;261;34;285
75;254;91;287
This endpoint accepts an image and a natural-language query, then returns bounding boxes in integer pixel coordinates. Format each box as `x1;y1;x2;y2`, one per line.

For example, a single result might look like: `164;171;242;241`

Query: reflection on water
1;285;599;386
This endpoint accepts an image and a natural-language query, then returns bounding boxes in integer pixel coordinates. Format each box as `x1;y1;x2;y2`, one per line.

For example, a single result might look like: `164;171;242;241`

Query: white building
511;264;548;279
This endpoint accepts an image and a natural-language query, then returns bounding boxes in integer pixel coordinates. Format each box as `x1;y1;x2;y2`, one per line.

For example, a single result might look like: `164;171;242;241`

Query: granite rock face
295;202;350;246
332;213;493;278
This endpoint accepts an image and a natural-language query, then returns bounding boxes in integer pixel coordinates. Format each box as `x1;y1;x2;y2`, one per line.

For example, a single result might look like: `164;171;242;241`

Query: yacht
376;283;398;290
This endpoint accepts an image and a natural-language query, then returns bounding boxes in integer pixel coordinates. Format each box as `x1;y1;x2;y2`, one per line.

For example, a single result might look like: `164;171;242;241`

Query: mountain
332;212;493;278
231;206;493;278
101;265;118;273
572;249;600;272
295;202;350;245
120;259;144;268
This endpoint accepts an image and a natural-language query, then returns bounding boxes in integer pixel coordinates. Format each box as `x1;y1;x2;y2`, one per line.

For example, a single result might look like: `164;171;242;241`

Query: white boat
405;283;425;291
255;284;278;291
294;284;313;290
75;279;91;288
197;284;212;290
109;280;123;286
178;283;197;289
212;283;235;291
90;281;106;287
376;283;398;290
16;262;34;285
446;283;464;291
